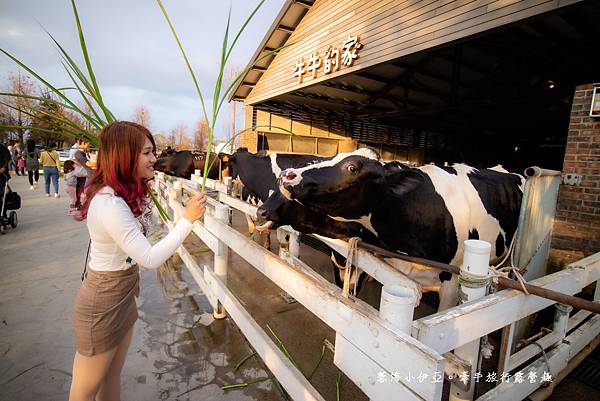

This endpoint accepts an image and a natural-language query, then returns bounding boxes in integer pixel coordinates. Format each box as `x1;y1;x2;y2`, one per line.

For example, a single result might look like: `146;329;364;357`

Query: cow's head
278;148;383;217
154;152;176;175
227;147;250;180
158;147;176;158
278;148;425;219
255;190;288;231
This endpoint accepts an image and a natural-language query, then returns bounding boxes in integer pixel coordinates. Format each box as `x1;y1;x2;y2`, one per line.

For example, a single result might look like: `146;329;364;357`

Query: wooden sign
292;35;363;83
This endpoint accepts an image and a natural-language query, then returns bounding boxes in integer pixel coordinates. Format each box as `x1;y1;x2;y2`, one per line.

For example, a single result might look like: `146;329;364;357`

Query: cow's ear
385;169;424;197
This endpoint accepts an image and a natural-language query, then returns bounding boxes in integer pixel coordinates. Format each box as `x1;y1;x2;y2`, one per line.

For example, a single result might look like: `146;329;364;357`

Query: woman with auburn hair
69;121;206;401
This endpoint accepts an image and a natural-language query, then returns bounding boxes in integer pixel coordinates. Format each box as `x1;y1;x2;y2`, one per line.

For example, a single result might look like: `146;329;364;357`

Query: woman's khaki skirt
74;266;140;356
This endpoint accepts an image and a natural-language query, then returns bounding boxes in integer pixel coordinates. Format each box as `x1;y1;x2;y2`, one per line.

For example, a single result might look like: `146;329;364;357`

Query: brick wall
549;83;600;268
237;130;258;153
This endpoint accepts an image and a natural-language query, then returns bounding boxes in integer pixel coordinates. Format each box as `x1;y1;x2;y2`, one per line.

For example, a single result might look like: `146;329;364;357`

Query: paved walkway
0;175;279;401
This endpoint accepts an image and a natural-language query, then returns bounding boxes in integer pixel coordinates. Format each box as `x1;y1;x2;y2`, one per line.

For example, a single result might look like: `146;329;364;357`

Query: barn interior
243;0;600;171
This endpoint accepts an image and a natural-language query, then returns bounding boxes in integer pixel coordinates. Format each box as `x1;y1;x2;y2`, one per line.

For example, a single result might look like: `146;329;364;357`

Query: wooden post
213;203;230;319
450;240;491;401
223;176;233;192
170;180;182;220
288;230;300;258
497;324;515;381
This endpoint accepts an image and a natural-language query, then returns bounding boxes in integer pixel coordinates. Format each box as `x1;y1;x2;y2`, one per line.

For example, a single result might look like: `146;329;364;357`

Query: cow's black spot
467;168;523;246
496;233;505;258
439;271;452;282
468;228;479;240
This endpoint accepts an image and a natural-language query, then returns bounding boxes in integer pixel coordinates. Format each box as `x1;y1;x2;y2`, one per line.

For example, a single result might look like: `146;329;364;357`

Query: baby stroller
0;181;20;234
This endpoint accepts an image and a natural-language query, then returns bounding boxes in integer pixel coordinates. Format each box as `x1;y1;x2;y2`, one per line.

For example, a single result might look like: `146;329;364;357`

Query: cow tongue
255;220;273;232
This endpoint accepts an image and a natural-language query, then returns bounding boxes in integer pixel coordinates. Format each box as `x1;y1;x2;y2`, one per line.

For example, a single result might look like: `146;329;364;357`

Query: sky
0;0;286;140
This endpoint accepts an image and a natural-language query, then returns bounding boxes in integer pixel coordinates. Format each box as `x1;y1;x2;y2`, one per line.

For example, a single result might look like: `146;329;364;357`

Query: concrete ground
2;173;596;401
0;175;281;401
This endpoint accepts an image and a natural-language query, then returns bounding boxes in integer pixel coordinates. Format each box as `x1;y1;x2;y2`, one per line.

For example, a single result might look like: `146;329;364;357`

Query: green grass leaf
69;0;114;122
0;48;97;125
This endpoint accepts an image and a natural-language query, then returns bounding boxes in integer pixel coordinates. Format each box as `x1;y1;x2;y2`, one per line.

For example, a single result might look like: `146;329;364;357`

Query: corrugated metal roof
229;0;314;102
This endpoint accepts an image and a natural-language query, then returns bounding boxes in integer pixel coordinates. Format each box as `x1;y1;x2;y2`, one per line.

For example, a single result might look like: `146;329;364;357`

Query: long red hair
80;121;156;219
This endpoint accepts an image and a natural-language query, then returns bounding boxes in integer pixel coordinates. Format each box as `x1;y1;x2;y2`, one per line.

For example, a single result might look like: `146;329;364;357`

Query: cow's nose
256;206;268;220
282;170;296;181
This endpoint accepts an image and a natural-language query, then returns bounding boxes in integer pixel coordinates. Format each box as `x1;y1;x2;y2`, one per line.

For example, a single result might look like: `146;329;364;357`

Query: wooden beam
391;59;475;87
277;24;295;34
294;0;313;8
321;81;425;108
356;54;437;112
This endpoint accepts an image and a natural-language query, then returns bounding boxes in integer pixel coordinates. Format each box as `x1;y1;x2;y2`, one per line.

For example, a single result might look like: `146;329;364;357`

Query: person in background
0;143;11;198
74;141;93;208
69;121;206;401
24;139;40;190
69;139;81;160
16;154;25;176
13;142;21;175
39;143;61;198
63;160;78;215
7;141;18;176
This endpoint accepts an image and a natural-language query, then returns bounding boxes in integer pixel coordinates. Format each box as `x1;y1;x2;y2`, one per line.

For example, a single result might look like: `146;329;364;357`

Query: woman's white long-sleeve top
87;186;193;271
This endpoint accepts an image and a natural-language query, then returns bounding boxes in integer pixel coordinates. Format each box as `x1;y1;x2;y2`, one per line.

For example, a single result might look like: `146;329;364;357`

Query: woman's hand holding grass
184;192;206;222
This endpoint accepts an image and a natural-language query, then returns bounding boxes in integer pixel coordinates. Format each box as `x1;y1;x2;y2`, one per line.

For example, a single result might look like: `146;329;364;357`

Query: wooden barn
230;0;600;268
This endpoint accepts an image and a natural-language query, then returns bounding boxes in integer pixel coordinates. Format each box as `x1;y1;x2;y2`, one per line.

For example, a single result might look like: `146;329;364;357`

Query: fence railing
153;172;600;401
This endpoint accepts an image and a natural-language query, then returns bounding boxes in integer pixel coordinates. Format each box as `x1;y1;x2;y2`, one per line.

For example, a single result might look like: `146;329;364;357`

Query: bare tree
170;123;188;150
2;72;37;145
153;132;170;150
180;133;193;150
29;91;72;147
193;118;208;151
133;105;151;129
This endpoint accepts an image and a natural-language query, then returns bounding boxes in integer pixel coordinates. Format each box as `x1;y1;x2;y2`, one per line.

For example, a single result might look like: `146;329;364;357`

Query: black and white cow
229;148;374;292
228;148;329;205
154;151;229;180
229;148;379;241
227;148;329;247
269;148;524;308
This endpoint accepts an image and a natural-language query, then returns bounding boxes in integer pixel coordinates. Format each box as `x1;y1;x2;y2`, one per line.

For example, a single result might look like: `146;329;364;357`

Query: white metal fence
153;171;600;401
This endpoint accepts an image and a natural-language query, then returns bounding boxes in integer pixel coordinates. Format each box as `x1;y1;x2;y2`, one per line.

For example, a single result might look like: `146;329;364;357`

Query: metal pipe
515;327;552;350
524;166;562;178
379;285;415;334
356;241;600;314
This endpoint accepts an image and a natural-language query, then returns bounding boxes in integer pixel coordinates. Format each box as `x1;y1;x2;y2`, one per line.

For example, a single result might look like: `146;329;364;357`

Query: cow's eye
347;164;358;174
